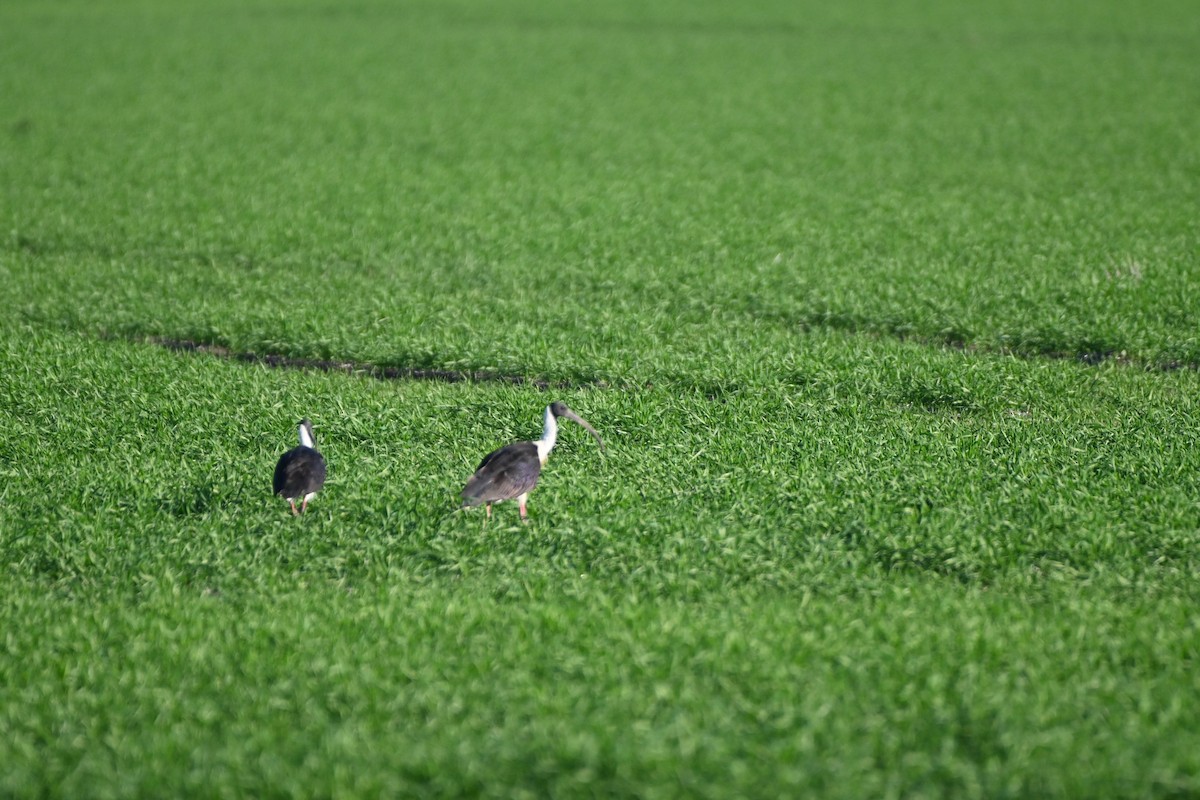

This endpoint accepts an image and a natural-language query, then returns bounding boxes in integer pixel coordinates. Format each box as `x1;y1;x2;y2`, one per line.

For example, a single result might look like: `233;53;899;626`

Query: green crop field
2;0;1199;797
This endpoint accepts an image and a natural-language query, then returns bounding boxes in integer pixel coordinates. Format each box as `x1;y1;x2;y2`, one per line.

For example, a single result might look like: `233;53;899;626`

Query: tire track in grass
738;304;1197;371
149;337;627;391
144;337;755;400
143;332;1195;405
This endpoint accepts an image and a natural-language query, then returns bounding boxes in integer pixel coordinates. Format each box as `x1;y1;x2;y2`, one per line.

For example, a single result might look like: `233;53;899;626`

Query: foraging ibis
273;418;326;515
461;401;603;520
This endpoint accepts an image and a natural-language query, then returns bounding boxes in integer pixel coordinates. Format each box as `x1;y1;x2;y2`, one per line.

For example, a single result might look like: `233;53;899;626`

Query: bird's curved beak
562;408;604;452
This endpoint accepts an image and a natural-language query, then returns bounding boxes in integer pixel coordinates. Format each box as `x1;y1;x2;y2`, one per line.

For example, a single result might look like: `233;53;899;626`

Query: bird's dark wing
274;446;327;499
462;442;540;505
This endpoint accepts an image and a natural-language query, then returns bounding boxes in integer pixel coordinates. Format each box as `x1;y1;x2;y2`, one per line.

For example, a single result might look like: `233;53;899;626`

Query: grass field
2;0;1199;797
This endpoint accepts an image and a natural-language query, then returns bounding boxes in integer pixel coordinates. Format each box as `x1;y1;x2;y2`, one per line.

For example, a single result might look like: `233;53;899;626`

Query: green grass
4;0;1199;377
3;327;1199;798
2;0;1199;796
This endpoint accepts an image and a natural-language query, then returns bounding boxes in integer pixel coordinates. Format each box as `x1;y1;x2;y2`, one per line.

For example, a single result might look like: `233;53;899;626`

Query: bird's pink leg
300;496;309;514
519;496;528;521
289;499;299;516
485;503;492;519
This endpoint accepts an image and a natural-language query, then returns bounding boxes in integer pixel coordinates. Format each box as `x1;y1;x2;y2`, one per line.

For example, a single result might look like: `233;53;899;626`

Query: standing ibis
461;401;603;520
273;418;326;515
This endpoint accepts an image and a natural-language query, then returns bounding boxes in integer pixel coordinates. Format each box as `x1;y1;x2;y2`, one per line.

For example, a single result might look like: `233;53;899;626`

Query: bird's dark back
274;446;327;498
462;441;540;505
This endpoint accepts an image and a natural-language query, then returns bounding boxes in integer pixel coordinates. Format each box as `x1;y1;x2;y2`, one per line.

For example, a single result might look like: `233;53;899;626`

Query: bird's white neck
299;424;315;449
535;405;557;463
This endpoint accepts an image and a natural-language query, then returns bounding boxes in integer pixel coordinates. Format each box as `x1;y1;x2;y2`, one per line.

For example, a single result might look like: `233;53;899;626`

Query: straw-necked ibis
273;418;326;515
461;402;603;520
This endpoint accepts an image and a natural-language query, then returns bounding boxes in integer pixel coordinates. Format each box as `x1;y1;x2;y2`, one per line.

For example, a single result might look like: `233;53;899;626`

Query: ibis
461;401;603;520
273;418;326;515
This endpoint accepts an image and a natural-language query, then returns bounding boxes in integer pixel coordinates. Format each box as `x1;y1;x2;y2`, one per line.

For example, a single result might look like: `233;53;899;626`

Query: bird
461;401;604;521
273;418;326;515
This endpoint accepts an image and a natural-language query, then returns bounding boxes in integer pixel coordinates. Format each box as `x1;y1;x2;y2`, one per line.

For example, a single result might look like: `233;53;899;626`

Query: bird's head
549;402;604;451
